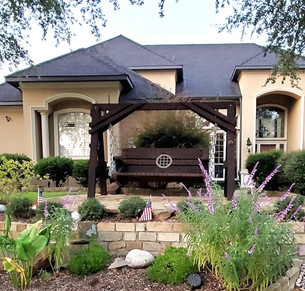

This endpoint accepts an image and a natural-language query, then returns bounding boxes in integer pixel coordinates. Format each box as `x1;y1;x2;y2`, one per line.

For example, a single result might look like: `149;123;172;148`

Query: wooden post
97;132;107;195
88;132;98;198
224;104;236;200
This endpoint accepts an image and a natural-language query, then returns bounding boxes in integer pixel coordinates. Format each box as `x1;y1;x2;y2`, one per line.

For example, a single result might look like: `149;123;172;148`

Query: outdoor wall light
5;116;11;122
247;137;252;153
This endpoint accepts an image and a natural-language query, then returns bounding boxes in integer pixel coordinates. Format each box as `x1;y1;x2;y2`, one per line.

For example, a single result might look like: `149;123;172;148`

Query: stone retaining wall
1;220;305;291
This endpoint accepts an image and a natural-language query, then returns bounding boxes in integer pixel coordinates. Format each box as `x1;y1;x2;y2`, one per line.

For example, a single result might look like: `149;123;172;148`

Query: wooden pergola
87;101;237;199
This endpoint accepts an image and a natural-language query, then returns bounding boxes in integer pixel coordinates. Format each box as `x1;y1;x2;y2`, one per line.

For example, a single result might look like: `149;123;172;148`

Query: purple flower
253;200;260;212
198;158;212;197
181;183;193;200
208;194;215;215
280;183;295;201
254;227;258;237
162;194;178;211
245;162;259;187
225;252;230;260
257;165;281;193
63;187;72;207
248;243;256;254
43;200;48;218
291;205;302;219
277;196;296;222
232;191;238;210
185;201;199;213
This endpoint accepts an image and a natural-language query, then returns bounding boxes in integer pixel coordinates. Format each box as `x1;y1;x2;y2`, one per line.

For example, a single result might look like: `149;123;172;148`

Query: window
57;112;91;159
256;106;287;152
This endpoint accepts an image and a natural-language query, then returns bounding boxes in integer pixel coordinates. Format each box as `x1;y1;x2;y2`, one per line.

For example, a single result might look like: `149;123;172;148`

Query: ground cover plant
176;159;298;291
68;241;110;276
6;197;33;219
78;198;107;220
118;196;146;218
147;246;197;285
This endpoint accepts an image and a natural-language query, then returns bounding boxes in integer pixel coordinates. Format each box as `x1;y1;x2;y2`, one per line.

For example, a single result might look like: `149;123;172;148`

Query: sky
0;0;267;83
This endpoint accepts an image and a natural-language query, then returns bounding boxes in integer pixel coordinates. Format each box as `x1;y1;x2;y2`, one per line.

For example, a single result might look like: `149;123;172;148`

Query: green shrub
177;198;204;214
0;153;31;164
6;197;33;218
68;241;110;276
34;156;73;187
274;194;305;221
179;190;296;290
134;112;209;148
0;156;34;202
72;160;89;187
147;246;196;285
118;196;146;218
245;150;283;190
78;198;106;220
36;201;63;218
282;151;305;195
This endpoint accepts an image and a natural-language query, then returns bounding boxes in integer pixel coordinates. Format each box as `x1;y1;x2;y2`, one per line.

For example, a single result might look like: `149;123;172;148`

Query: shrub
177;198;204;214
68;241;110;276
179;190;296;290
118;196;146;218
34;156;73;187
147;246;196;285
0;156;34;202
72;160;89;187
282;151;305;195
45;207;73;273
6;197;33;218
36;202;63;218
133;112;209;148
78;198;106;220
0;153;31;164
274;194;305;221
245;150;283;190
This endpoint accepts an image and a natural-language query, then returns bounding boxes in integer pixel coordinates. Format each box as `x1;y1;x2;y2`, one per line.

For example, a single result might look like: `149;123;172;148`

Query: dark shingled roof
146;43;268;98
2;35;302;104
0;83;22;105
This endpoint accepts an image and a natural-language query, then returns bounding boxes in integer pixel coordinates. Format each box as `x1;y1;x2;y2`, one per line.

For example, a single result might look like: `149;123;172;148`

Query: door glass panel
260;144;276;152
256;107;285;138
58;112;91;158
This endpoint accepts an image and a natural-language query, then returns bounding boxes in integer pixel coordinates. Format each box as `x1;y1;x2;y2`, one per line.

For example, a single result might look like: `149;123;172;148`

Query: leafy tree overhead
1;0;304;85
216;0;305;86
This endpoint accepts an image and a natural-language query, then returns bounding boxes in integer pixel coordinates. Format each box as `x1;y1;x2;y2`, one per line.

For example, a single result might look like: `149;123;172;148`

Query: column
40;111;50;158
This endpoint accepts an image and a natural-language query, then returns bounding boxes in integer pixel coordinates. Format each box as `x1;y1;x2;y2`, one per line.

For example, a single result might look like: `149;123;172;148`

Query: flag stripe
139;202;153;222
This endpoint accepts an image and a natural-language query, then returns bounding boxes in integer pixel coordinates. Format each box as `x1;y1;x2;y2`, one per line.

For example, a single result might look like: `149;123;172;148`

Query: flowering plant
177;161;297;290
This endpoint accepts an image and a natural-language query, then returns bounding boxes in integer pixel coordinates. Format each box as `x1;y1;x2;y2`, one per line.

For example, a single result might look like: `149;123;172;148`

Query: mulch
0;267;224;291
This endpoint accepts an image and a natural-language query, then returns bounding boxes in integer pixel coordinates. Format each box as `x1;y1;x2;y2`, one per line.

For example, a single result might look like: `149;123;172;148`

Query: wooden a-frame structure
87;101;237;199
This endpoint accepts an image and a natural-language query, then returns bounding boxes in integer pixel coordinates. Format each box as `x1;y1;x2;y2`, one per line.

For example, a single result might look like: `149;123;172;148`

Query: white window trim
54;108;90;159
255;104;288;153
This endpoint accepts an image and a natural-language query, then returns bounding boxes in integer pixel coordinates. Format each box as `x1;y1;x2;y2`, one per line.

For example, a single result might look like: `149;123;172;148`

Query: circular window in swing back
156;154;172;169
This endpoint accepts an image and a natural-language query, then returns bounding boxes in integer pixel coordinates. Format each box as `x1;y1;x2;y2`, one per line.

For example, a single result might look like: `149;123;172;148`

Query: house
1;35;305;186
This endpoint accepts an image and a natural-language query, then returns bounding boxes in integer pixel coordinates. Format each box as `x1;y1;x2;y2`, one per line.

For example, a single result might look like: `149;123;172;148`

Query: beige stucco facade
1;66;305;185
238;70;305;184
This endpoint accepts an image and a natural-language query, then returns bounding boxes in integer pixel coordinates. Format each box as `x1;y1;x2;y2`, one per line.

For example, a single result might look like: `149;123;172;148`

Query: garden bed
0;267;224;291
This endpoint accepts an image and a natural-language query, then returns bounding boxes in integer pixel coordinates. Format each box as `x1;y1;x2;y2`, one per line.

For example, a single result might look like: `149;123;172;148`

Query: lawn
22;191;82;202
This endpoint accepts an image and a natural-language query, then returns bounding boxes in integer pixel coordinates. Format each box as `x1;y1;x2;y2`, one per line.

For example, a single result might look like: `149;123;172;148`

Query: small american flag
139;199;153;222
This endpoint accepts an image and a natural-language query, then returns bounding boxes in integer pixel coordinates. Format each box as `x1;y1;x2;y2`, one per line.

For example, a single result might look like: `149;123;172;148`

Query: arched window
256;106;287;152
55;111;91;159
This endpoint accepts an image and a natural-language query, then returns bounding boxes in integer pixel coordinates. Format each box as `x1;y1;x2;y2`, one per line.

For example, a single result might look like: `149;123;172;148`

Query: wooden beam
183;103;236;133
97;132;107;195
90;103;144;134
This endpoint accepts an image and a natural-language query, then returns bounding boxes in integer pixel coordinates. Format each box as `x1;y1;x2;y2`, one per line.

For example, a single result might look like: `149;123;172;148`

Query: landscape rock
0;204;6;212
108;257;129;269
71;211;81;223
154;208;175;221
125;249;154;268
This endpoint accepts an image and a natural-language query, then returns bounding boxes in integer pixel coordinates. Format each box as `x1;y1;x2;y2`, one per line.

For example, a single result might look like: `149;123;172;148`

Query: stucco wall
238;70;305;177
136;70;177;94
0;106;25;154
